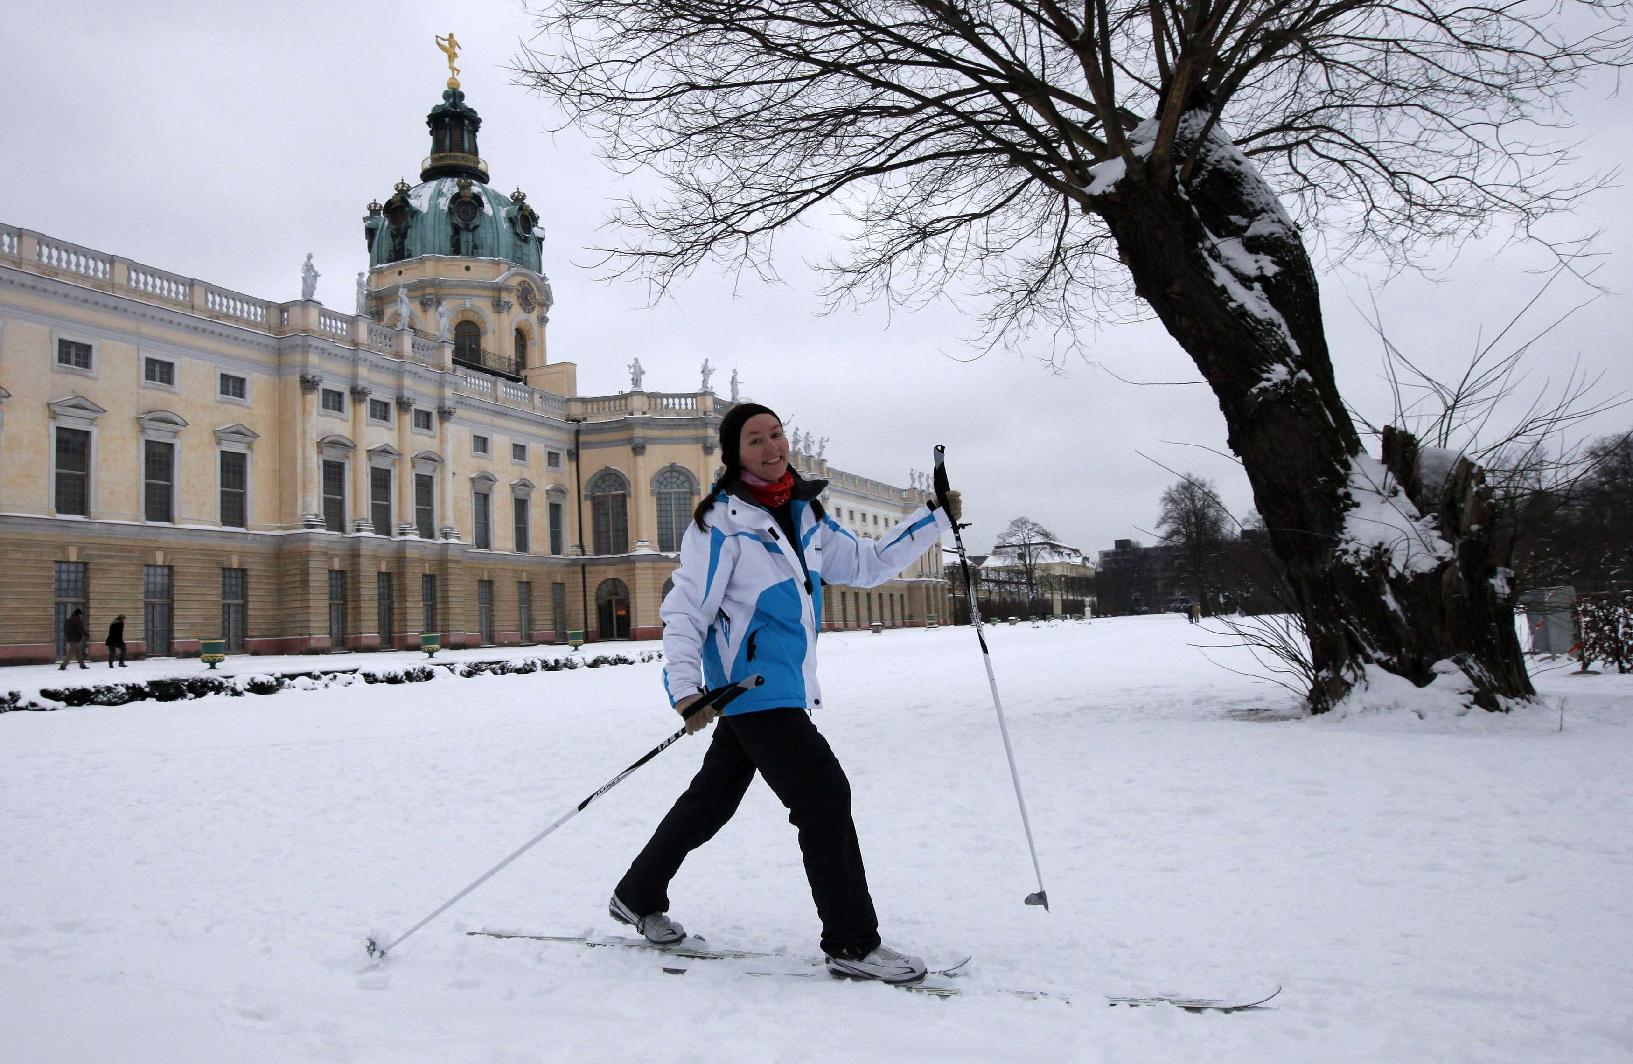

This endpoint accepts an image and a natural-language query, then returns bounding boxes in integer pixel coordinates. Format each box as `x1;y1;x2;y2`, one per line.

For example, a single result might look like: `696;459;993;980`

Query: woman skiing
609;403;961;983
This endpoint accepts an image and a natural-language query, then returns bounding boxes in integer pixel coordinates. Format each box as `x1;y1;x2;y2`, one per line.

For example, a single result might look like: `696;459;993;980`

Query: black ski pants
616;706;881;959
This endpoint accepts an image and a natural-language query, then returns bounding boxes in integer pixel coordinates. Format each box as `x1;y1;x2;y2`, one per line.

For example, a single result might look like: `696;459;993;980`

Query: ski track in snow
3;618;1631;1063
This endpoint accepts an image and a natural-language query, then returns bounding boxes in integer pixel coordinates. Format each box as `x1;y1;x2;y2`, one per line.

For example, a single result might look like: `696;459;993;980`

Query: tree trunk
1092;116;1534;712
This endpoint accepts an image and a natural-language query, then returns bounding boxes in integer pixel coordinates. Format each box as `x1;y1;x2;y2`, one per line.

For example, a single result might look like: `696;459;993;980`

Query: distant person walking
105;614;128;668
59;608;88;670
1189;603;1201;624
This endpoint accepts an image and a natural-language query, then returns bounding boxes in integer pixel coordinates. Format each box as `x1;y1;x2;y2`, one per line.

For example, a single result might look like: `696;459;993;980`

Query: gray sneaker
608;893;686;945
825;943;927;984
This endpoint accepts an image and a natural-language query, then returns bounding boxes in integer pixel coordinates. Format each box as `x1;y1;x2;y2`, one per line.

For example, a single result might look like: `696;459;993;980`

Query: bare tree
990;516;1059;606
518;1;1631;710
1157;474;1233;614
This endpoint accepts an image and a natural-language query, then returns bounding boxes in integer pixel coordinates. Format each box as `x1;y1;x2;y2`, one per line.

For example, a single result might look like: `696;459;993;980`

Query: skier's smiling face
739;413;789;481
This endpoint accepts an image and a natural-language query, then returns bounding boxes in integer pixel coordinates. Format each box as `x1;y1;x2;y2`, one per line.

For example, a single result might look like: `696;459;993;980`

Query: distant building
1094;538;1188;615
0;68;947;663
980;537;1096;618
946;534;1095;621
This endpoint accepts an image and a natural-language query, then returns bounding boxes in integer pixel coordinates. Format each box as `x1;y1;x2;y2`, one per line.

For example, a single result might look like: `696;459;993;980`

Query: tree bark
1093;119;1534;712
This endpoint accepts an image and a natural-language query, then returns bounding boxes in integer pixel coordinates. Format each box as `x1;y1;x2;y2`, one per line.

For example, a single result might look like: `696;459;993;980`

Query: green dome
362;87;544;271
364;177;543;271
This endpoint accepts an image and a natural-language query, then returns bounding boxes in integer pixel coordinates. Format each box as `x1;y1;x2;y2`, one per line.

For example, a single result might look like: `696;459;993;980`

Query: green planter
420;632;441;658
201;639;226;669
567;629;585;650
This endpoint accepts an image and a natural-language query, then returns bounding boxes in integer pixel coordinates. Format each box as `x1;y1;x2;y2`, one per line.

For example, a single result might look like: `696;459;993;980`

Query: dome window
453;321;482;364
514;328;528;364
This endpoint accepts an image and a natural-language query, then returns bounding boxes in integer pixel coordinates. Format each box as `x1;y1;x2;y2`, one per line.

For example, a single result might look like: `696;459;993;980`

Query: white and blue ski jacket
661;478;951;716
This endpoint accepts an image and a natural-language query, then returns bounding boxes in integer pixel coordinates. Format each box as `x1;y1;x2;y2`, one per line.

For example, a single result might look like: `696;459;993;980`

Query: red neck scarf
741;469;795;509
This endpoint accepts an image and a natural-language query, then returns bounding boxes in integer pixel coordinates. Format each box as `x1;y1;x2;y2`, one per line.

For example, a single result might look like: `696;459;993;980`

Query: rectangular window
511;442;527;463
517;580;533;643
477;579;494;645
370;466;393;536
322;459;346;533
220;450;248;528
473;434;490;456
222;567;247;653
53;561;88;658
548;500;564;556
552;582;567;642
655;489;689;553
219;372;247;399
547;450;562;469
54;427;91;516
415;473;435;539
56;338;92;370
368;398;392;422
474;491;491;550
592;493;628;556
328;570;347;647
320;388;345;414
377;571;395;649
143;357;175;385
144;564;173;657
143;439;174;523
421;573;438;634
413;408;434;432
513;496;530;554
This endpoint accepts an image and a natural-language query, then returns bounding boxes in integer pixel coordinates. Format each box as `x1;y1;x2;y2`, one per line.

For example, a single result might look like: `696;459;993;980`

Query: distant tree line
1106;430;1633;621
1504;431;1633;596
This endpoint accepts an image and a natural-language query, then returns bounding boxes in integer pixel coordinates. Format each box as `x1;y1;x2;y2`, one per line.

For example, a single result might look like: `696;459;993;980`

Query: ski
468;929;774;962
1105;985;1283;1013
741;970;1277;1009
468;928;970;975
468;929;1276;1011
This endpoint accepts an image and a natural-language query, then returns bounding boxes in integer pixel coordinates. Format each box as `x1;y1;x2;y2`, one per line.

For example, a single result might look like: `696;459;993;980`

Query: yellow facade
0;225;949;663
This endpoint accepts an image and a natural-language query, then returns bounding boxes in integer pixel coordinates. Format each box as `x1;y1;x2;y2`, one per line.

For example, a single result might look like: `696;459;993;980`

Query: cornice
0;265;281;353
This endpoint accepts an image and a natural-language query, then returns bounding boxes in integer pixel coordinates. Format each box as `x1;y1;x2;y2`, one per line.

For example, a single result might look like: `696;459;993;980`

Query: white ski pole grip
934;445;1050;912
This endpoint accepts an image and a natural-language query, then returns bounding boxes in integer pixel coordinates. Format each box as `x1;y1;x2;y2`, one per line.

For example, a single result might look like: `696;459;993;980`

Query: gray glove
930;489;962;522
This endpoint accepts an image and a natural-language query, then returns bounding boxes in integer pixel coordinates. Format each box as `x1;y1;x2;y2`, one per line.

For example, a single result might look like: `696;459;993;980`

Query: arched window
453;321;482;364
651;466;698;552
514;328;528;365
596;578;631;640
587;469;630;555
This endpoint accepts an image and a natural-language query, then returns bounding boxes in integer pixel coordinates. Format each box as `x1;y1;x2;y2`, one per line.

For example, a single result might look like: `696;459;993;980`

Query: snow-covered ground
3;617;1630;1063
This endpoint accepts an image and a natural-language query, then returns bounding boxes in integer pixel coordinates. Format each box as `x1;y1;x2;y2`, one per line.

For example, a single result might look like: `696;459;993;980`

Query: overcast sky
5;1;1630;555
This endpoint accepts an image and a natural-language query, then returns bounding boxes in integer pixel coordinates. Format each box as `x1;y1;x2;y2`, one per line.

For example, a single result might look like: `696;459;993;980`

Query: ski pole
933;445;1050;911
366;674;764;959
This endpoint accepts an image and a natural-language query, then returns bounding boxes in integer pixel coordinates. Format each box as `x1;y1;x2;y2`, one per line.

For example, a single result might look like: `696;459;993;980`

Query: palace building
0;66;949;664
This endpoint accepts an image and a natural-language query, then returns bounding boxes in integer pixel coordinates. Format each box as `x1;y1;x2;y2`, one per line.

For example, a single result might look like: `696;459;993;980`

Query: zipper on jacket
765;525;815;595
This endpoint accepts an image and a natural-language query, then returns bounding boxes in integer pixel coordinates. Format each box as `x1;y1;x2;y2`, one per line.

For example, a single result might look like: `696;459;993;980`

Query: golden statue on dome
435;32;461;89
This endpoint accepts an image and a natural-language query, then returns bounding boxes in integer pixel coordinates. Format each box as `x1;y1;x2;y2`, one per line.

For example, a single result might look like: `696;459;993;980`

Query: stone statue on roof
700;358;714;392
394;285;410;329
628;357;645;391
300;253;320;300
355;272;368;317
729;367;740;402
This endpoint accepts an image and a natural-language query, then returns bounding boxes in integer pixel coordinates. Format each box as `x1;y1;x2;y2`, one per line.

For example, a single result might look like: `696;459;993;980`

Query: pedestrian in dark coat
59;608;88;670
105;615;127;667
